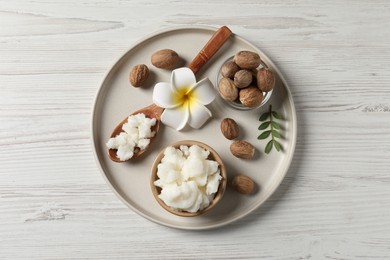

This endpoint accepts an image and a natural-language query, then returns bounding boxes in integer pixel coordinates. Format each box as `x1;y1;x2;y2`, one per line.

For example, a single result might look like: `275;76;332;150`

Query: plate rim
90;25;297;230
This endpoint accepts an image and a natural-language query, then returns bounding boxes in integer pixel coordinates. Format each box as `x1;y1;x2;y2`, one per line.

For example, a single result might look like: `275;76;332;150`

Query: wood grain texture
188;26;232;74
1;0;390;259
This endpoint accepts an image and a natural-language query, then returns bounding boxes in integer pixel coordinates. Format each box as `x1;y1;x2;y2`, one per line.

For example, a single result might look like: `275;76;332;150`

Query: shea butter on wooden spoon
107;104;163;162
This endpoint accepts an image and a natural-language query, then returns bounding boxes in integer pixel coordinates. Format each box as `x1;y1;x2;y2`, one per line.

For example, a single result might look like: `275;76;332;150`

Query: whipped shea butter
153;145;222;213
106;113;156;161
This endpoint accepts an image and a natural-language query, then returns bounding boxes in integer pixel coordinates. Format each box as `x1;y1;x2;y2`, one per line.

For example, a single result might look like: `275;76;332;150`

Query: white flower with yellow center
153;67;216;131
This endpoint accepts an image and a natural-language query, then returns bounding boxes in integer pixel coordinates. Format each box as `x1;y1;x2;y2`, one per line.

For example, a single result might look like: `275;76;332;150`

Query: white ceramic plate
91;26;297;230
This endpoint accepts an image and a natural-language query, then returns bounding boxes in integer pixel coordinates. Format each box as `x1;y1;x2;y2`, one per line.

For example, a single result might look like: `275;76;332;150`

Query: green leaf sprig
258;105;283;154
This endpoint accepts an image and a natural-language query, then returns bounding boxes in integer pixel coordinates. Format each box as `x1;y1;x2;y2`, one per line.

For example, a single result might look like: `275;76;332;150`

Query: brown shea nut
257;67;275;92
151;49;181;70
218;78;238;101
234;51;261;69
232;175;255;194
221;61;240;78
230;140;255;159
234;70;252;89
130;64;149;87
239;87;263;108
220;118;239;140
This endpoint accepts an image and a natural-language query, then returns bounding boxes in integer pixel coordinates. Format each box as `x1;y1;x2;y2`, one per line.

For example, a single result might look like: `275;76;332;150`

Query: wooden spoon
108;26;232;162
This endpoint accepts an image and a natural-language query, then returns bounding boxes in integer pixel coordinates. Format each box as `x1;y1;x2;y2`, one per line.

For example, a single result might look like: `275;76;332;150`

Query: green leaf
258;121;270;130
265;140;273;154
272;111;283;120
257;130;271;140
274;140;282;152
259;112;270;121
272;130;281;138
271;121;281;129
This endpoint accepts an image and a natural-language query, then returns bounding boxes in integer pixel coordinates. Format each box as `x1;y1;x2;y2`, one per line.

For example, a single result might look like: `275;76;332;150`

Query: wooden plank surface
1;0;390;259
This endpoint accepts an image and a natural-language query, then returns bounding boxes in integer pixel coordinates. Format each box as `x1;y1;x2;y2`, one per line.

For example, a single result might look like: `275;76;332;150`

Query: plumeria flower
153;67;216;131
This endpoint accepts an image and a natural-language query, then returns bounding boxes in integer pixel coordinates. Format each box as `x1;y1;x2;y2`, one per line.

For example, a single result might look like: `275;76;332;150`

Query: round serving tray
91;25;297;230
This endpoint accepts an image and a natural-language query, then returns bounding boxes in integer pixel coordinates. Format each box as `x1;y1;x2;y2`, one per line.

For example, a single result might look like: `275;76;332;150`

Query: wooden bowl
150;140;227;217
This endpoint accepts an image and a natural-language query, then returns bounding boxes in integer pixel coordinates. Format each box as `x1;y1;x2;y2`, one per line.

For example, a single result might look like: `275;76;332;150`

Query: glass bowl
215;56;273;110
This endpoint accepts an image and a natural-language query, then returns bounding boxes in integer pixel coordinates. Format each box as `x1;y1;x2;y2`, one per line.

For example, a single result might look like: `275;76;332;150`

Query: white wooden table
1;1;390;259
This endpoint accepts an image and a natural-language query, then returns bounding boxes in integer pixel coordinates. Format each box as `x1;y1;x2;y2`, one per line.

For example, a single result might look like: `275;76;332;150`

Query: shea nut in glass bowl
150;140;227;217
215;53;275;110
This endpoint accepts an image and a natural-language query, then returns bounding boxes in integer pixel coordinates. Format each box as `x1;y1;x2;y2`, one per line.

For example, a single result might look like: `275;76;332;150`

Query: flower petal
189;77;216;105
161;103;189;131
153;82;180;109
171;67;196;91
188;102;212;129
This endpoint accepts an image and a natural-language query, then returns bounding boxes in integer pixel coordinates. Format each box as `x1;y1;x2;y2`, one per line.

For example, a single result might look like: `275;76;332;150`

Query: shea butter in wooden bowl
151;140;227;217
